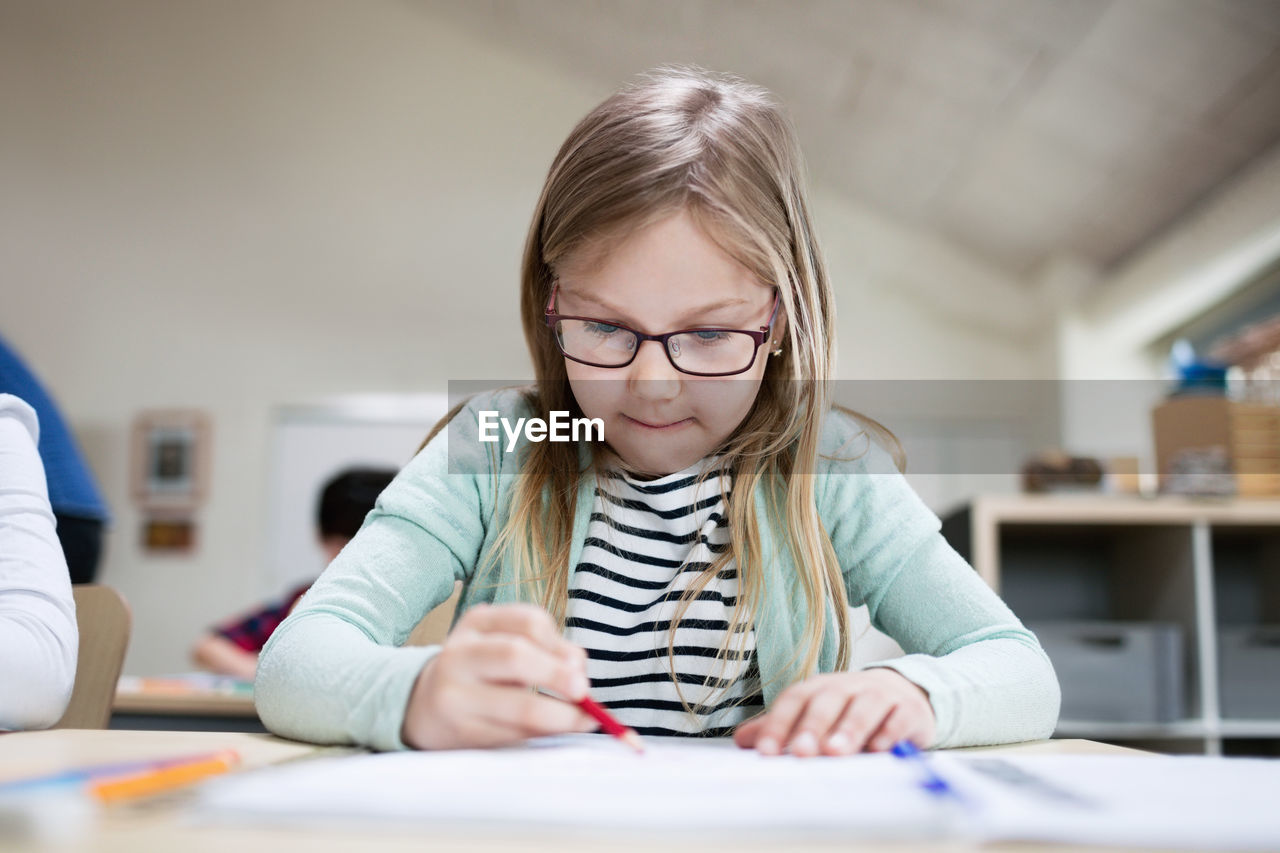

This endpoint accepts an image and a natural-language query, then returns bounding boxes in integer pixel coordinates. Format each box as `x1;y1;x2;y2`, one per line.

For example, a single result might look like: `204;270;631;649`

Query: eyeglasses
544;284;780;377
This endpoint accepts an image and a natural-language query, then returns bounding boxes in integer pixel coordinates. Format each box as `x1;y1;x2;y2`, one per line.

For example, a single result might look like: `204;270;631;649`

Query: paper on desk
117;673;253;694
197;735;1280;848
198;735;954;839
947;753;1280;850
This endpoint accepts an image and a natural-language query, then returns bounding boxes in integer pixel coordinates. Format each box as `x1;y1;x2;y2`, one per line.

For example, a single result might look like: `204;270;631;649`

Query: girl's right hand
400;603;598;750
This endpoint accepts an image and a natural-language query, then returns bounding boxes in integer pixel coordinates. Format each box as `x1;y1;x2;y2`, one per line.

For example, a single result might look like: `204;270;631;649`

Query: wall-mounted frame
132;409;211;511
141;516;197;553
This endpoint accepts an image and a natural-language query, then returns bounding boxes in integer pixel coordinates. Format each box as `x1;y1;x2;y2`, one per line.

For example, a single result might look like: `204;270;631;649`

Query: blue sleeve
255;397;501;750
0;333;108;521
817;411;1061;747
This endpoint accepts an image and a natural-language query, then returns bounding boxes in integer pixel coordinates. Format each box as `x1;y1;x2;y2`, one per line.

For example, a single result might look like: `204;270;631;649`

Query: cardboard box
1153;397;1280;496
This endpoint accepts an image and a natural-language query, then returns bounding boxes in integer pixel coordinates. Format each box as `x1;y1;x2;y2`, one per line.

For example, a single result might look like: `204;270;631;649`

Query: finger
830;692;892;754
865;705;923;753
425;710;524;750
456;604;588;677
472;684;598;739
402;659;535;751
417;695;592;750
456;603;566;650
456;633;589;700
732;715;767;749
750;681;822;756
784;689;852;757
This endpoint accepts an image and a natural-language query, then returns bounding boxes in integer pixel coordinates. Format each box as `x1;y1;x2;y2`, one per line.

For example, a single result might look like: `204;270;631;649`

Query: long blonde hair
477;67;890;697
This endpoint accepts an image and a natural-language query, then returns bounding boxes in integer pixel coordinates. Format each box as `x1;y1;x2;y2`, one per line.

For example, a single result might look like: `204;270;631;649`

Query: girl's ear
770;307;788;357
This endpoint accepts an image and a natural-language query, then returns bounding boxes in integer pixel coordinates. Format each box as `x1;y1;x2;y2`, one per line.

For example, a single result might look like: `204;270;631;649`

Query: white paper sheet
197;735;1280;849
199;736;957;840
944;753;1280;850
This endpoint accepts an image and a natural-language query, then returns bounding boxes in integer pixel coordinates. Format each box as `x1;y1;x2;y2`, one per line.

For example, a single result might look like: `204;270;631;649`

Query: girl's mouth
622;414;694;431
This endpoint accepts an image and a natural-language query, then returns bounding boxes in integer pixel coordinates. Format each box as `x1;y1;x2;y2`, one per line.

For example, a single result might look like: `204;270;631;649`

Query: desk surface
0;730;1155;853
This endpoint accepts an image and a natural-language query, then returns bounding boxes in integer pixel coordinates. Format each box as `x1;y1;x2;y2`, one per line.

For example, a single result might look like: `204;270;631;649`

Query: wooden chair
55;584;132;729
405;581;462;647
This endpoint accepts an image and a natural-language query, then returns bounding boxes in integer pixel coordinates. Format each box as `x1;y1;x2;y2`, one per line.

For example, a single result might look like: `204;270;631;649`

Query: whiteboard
263;394;450;595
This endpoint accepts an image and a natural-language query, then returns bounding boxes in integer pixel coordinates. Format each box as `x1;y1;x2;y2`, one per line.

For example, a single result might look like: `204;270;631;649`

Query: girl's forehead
557;211;763;294
556;275;770;329
556;204;763;275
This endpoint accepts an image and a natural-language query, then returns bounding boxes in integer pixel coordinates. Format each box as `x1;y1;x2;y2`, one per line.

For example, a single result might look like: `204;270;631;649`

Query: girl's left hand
733;669;935;757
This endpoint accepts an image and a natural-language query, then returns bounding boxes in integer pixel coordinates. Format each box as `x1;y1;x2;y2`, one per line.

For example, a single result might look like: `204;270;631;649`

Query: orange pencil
90;749;240;803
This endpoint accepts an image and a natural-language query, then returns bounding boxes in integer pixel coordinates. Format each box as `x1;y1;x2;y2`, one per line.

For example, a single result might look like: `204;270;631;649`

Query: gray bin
1027;621;1184;723
1218;625;1280;720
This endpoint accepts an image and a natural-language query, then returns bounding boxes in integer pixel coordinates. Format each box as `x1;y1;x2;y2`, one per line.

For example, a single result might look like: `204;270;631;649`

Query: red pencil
577;696;646;754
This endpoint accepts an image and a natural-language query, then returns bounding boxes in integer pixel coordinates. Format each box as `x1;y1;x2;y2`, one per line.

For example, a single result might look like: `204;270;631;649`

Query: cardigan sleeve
255;397;503;751
0;394;78;731
817;413;1061;748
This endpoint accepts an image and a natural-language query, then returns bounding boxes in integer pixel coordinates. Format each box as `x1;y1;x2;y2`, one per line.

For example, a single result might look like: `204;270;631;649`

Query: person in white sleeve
0;393;78;730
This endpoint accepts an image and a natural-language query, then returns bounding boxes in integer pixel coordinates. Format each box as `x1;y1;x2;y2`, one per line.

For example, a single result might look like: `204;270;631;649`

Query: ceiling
427;0;1280;281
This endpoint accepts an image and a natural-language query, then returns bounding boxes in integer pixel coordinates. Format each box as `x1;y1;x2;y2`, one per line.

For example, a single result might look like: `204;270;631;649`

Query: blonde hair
470;67;893;704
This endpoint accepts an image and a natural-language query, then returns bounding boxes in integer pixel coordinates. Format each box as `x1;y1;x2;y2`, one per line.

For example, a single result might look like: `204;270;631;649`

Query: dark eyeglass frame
544;283;781;377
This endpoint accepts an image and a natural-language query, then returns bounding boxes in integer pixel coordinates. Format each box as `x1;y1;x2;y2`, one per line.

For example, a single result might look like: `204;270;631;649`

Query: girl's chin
609;445;707;476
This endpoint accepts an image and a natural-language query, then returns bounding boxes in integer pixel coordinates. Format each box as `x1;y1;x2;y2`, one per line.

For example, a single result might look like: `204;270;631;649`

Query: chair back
405;581;462;647
55;584;132;729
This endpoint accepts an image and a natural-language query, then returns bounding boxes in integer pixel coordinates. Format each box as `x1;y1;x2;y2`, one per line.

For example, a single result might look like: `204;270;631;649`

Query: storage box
1152;397;1280;496
1218;625;1280;719
1027;621;1184;723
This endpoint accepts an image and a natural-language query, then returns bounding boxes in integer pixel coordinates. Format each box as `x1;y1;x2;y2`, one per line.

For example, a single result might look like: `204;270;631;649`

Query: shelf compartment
998;524;1205;722
1212;526;1280;721
1028;620;1185;723
1222;738;1280;757
942;497;1280;756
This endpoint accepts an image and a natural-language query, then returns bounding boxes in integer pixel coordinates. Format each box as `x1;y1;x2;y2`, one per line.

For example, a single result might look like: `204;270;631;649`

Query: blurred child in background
191;467;395;680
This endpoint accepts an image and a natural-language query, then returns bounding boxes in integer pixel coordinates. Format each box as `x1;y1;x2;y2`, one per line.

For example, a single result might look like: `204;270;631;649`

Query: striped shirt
564;458;764;737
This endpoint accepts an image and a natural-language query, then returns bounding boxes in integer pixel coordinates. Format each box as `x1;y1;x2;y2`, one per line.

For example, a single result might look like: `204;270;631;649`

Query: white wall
1051;143;1280;470
815;193;1051;380
2;0;1049;674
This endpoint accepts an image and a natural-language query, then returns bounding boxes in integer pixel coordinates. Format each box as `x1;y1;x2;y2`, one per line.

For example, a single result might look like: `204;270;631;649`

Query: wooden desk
0;730;1150;853
111;678;265;734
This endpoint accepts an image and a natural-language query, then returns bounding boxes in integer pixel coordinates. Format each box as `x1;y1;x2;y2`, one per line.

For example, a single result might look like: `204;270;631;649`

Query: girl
256;67;1060;755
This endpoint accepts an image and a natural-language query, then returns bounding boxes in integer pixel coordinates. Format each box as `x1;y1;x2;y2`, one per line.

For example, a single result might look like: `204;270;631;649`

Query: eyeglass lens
554;320;757;375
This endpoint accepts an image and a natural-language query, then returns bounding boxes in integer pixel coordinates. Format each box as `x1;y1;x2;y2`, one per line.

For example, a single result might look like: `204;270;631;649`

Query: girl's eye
585;322;622;336
692;330;731;344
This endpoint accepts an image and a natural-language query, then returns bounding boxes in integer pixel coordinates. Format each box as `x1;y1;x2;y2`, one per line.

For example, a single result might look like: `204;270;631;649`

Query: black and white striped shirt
564;458;765;737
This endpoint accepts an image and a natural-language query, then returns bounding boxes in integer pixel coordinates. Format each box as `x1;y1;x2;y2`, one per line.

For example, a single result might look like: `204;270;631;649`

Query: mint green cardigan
256;388;1060;751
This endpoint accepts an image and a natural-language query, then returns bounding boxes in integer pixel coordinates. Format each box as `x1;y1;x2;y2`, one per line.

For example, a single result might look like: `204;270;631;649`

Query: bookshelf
942;495;1280;756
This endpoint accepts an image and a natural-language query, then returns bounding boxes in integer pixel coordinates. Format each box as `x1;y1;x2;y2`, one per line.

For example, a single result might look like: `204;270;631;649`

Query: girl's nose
626;340;681;402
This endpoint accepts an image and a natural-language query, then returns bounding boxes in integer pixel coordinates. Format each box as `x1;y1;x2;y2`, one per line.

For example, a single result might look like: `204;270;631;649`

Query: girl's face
555;208;781;476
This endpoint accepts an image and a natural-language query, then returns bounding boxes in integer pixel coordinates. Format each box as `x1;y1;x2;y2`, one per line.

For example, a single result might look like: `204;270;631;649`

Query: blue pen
891;740;966;803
